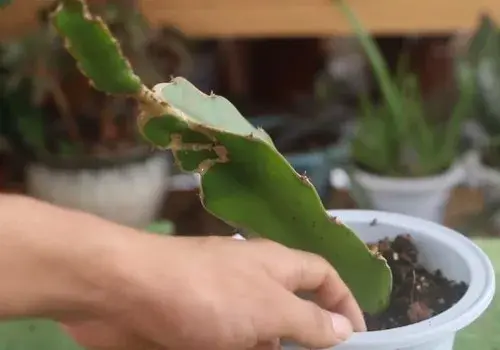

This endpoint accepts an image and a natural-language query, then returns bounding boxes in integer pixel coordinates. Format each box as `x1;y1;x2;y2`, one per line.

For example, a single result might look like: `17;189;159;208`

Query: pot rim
477;163;500;184
474;153;500;185
327;209;495;348
353;162;465;192
28;145;163;171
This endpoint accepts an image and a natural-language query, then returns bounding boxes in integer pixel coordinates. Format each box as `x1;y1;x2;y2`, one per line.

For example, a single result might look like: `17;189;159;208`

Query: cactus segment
140;78;392;314
51;0;142;94
49;0;392;313
151;82;275;145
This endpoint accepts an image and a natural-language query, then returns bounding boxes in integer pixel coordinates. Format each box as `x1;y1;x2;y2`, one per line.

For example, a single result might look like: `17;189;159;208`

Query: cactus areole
50;0;392;313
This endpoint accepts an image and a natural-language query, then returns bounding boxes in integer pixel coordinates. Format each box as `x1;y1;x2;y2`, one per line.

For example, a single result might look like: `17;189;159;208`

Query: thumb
280;295;354;349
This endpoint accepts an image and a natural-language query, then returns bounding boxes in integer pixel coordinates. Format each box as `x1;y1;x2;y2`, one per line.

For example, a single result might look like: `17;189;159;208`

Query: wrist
0;194;139;321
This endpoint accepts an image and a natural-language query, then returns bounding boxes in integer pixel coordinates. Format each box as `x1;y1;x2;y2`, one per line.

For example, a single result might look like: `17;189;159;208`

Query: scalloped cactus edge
39;0;391;313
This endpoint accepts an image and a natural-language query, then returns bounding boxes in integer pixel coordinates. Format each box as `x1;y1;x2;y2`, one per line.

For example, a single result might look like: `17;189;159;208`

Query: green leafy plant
1;0;189;161
45;0;393;313
338;0;475;177
462;15;500;167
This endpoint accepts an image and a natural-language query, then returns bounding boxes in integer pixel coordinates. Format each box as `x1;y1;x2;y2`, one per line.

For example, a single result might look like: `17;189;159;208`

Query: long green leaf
337;0;403;131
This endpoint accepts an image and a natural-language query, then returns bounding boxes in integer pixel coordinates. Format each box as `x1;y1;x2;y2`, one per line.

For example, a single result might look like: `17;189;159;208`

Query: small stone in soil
364;234;469;331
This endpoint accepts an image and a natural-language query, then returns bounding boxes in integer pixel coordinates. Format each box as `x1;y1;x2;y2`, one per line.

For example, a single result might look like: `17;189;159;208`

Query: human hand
63;233;365;350
0;195;364;349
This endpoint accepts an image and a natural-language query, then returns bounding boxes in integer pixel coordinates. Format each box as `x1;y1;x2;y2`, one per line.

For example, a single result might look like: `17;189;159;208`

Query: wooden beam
0;0;45;42
139;0;499;38
1;0;498;41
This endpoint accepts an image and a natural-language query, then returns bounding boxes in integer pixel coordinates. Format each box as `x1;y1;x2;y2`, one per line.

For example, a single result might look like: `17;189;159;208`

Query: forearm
0;194;131;321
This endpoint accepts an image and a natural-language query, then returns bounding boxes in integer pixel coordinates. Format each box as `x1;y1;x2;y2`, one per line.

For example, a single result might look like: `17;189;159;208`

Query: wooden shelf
139;0;500;38
0;0;43;41
2;0;499;41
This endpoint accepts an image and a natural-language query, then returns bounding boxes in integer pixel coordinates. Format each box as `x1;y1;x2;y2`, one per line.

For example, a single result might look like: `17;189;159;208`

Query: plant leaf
51;0;141;94
140;78;392;314
51;0;393;314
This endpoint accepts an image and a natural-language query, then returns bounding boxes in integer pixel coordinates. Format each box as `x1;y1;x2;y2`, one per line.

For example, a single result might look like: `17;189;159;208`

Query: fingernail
330;313;353;341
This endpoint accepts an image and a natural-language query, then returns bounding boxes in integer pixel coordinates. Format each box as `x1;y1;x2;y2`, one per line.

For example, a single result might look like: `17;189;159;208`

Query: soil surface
364;234;468;331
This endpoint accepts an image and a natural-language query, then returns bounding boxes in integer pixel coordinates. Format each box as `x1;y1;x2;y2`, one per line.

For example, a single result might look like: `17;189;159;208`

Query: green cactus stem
51;0;392;314
52;0;142;94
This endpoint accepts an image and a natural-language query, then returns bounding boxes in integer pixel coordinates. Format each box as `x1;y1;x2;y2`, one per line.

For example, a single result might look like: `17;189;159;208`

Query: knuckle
251;238;285;250
304;250;330;267
293;248;328;266
197;235;225;247
296;250;330;275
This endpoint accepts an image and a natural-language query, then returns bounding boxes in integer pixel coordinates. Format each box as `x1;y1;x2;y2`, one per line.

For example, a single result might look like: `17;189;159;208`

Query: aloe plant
338;0;475;177
463;15;500;167
40;0;394;313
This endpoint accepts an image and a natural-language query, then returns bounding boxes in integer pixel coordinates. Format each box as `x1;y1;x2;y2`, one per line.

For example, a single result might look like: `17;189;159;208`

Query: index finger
231;234;366;332
285;249;367;332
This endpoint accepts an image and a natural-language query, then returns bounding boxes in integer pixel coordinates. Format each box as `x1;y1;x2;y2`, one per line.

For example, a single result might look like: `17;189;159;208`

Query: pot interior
344;218;470;286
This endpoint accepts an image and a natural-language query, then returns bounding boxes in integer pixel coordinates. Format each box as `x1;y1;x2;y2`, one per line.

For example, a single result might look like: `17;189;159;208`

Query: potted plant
248;119;353;202
0;0;190;228
4;1;493;350
338;1;474;223
247;87;356;202
458;15;500;228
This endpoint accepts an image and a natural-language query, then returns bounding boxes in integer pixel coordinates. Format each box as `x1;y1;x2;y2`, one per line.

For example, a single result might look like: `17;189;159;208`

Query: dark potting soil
364;234;468;331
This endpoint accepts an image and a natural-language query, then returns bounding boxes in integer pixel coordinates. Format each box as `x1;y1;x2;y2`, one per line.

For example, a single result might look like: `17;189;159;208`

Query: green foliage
1;0;178;161
466;15;500;136
0;320;82;350
338;0;475;177
52;0;392;313
52;0;142;94
463;15;500;166
0;0;10;7
146;220;175;235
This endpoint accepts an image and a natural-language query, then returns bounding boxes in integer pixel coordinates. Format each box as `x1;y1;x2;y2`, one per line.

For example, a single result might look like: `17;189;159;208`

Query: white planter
352;164;465;223
463;150;500;227
472;161;500;202
284;210;495;350
26;151;170;228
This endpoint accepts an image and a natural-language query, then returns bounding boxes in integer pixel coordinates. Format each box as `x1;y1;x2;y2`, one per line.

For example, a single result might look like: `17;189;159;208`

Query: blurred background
2;0;499;236
1;0;500;349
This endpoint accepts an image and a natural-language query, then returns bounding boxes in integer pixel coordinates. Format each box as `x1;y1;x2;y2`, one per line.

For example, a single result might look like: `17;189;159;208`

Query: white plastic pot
284;210;495;350
463;150;500;227
26;151;170;228
352;163;465;223
474;162;500;203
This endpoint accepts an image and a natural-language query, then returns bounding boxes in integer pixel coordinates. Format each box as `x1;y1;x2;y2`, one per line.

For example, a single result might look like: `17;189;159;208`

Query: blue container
247;114;351;202
285;143;350;201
